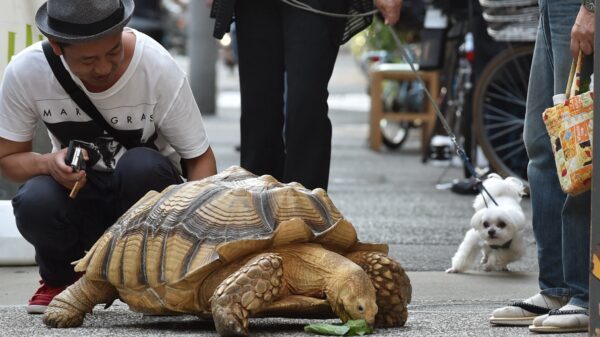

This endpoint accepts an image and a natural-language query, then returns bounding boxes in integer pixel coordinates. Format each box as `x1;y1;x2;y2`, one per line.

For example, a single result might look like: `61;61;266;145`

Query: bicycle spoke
495;65;525;101
493;138;524;153
510;53;531;94
488;81;522;102
497;70;519;98
484;91;526;107
485;119;523;131
483;103;525;121
473;45;533;181
486;123;523;141
500;144;527;162
484;114;524;126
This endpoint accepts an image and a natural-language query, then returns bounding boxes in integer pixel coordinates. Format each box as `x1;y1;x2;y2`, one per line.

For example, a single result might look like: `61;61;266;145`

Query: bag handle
565;50;584;99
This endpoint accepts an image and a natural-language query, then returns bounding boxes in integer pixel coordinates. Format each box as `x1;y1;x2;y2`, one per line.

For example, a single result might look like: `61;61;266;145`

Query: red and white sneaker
26;280;68;314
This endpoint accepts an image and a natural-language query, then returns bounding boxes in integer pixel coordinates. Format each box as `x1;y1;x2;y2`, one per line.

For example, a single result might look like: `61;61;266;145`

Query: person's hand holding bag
571;2;595;58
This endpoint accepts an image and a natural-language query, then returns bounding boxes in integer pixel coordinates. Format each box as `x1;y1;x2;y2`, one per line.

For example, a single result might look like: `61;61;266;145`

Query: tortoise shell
75;166;387;313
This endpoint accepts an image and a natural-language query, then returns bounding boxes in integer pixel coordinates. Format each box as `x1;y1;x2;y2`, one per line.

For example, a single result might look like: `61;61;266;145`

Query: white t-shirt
0;28;209;172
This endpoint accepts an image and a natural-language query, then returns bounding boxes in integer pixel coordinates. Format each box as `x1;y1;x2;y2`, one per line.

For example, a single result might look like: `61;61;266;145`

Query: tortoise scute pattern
43;166;411;336
80;167;343;288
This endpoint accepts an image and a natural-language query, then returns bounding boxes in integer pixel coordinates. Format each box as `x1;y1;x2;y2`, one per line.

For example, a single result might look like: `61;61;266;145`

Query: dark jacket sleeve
341;0;374;44
211;0;236;39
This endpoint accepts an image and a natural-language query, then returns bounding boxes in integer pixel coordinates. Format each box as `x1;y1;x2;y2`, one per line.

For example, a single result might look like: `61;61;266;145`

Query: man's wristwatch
583;0;595;13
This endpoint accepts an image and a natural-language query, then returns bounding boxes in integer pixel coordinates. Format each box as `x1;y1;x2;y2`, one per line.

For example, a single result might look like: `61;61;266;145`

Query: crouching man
0;0;217;314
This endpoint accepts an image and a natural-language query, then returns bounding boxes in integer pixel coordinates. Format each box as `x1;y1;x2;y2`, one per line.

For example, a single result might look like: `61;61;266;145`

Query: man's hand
571;5;595;58
374;0;403;25
0;137;86;191
48;148;87;191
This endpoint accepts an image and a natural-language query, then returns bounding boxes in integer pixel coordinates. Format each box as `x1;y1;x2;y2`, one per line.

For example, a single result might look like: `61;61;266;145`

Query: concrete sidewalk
0;51;583;336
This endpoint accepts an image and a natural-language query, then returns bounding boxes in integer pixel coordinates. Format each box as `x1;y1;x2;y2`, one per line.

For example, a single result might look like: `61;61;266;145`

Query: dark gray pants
12;148;182;287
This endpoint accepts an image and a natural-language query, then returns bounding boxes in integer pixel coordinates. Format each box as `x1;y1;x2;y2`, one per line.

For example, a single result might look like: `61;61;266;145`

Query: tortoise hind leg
345;251;412;327
210;253;285;337
43;275;118;328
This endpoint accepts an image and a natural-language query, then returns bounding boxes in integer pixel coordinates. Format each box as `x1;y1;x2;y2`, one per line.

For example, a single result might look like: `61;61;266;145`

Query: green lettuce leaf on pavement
304;319;374;336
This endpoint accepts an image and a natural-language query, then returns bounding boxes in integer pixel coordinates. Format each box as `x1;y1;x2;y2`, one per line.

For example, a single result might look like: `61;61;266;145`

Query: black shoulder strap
42;41;134;149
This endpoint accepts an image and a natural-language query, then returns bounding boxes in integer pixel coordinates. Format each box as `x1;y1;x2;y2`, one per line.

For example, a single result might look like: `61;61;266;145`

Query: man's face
58;32;125;91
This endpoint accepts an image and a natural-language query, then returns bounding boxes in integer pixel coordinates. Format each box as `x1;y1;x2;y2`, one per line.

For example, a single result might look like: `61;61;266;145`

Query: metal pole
589;2;599;335
187;0;218;116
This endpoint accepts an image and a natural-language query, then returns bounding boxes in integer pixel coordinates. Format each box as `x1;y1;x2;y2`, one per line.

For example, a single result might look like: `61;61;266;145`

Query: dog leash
277;0;499;207
386;28;497;206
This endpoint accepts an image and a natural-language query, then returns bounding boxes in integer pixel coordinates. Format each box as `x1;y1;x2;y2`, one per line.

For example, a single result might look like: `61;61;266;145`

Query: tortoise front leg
43;275;118;328
345;251;412;327
210;253;285;337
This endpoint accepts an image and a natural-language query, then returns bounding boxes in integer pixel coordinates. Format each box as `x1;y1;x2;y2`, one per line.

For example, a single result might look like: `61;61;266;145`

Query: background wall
0;0;50;199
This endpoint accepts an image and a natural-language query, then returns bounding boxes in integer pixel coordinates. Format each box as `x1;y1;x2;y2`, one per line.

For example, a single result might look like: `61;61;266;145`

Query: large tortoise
43;166;411;336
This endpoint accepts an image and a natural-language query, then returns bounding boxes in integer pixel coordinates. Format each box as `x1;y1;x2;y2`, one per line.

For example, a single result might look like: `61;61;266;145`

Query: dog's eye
483;221;490;228
497;221;506;228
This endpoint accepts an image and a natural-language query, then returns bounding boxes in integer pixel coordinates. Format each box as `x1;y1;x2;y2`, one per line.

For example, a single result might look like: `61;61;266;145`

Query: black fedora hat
35;0;135;43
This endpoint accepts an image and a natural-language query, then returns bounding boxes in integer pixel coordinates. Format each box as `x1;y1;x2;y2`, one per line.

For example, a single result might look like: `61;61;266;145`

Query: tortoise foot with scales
42;166;411;336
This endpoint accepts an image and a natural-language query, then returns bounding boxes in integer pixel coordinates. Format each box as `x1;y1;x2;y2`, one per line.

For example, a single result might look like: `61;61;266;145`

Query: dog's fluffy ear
476;174;526;206
470;208;485;230
472;193;486;211
503;207;527;231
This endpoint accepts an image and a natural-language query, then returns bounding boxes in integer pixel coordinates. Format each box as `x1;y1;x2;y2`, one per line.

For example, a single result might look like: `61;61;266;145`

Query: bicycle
471;0;537;182
419;0;536;186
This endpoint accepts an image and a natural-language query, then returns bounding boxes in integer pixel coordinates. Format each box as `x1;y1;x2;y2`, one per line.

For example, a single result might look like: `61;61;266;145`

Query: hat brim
35;0;134;43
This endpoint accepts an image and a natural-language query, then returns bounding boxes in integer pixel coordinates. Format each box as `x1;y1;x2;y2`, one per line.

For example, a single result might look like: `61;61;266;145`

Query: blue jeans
524;0;591;308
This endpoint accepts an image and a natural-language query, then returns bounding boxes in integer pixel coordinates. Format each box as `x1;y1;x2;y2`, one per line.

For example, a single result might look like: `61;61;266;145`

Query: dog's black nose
488;229;496;237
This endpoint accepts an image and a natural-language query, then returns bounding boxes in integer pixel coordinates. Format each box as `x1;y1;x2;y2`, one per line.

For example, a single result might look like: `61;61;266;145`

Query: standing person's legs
235;0;286;180
493;0;589;331
526;0;577;301
489;0;577;325
281;0;347;190
543;0;592;311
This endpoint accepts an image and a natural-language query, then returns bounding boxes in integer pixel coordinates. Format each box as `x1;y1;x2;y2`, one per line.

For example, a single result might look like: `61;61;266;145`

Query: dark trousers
235;0;348;190
12;148;182;287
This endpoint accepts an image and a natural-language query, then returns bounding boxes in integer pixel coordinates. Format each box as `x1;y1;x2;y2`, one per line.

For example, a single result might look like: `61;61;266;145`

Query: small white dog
446;174;527;273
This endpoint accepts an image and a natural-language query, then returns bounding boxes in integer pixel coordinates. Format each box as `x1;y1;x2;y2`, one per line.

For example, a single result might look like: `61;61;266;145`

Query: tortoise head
330;271;378;326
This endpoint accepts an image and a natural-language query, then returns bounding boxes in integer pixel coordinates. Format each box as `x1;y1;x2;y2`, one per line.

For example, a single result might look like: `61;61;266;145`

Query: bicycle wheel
378;80;418;150
472;44;533;182
380;120;410;149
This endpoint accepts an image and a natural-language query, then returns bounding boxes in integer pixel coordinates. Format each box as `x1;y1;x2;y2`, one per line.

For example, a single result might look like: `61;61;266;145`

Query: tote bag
542;52;593;196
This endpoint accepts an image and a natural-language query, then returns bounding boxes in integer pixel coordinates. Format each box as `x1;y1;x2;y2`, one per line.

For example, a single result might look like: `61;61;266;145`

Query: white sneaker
489;293;568;326
529;304;588;333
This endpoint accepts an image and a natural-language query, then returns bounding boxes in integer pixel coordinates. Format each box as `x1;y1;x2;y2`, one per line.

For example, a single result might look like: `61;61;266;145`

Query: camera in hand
64;140;94;199
65;140;90;172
